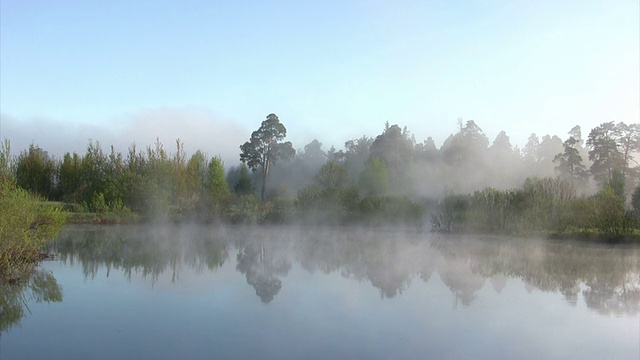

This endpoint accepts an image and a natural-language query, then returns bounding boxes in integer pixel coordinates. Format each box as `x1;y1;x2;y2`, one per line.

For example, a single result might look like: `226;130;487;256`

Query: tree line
1;115;639;232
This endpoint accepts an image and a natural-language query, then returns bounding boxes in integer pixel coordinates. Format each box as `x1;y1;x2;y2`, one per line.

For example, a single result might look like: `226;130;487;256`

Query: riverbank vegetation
432;177;640;240
1;116;639;240
1;141;66;281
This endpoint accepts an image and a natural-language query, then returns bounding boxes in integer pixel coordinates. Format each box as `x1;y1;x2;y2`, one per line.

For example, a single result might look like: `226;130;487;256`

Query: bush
592;187;628;238
357;195;423;224
0;177;66;281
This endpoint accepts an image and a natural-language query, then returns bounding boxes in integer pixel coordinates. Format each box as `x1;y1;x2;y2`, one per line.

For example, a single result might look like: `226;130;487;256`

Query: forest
1;115;639;240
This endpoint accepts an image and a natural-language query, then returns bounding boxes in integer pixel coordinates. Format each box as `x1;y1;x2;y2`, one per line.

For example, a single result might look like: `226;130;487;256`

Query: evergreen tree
240;114;295;200
234;163;254;196
553;137;588;185
587;122;623;187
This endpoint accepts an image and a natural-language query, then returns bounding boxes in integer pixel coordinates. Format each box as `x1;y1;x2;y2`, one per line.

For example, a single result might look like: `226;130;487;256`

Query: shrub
0;177;66;281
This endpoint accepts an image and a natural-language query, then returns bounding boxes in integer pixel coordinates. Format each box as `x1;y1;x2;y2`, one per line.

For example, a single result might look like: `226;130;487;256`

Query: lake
2;224;639;359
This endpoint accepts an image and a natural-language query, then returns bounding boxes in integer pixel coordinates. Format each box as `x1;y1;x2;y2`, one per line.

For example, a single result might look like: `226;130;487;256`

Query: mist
1;108;247;166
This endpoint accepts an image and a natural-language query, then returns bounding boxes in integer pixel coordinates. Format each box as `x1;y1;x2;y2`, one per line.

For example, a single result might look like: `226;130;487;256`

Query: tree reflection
294;230;640;313
50;225;229;286
236;241;291;303
294;228;425;299
432;236;640;314
439;258;485;307
0;269;62;332
47;225;640;315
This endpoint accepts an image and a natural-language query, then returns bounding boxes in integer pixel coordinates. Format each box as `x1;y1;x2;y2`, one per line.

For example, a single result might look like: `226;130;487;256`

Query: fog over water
1;2;639;358
2;224;638;359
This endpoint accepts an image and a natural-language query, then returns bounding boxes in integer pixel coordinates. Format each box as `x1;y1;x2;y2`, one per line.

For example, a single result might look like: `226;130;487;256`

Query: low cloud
1;108;248;166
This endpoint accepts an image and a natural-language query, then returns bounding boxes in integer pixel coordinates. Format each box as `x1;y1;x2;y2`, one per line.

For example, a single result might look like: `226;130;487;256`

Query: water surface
2;224;639;359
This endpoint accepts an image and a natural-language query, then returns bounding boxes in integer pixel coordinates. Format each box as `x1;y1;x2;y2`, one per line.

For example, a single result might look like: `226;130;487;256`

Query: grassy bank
0;178;66;282
431;178;640;243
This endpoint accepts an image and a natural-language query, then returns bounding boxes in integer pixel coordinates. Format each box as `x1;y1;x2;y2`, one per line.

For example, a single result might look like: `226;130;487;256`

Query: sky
1;0;638;165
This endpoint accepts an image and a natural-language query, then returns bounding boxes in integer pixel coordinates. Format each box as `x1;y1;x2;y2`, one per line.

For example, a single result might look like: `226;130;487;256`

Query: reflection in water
432;236;640;316
51;225;229;285
0;268;62;332
48;225;640;316
237;242;291;303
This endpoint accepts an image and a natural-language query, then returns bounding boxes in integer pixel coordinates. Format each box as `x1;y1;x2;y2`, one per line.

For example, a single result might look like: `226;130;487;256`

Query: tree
553;137;588;186
369;123;415;170
632;185;640;215
614;122;640;184
566;125;590;171
207;156;231;214
58;152;83;202
299;139;326;169
414;137;438;162
568;125;583;146
15;144;56;199
0;139;11;180
523;133;540;164
490;131;513;154
441;120;489;166
587;122;623;187
487;131;521;188
180;150;208;212
289;139;328;191
240;114;295;200
359;156;390;196
316;161;349;192
81;140;110;205
234;163;254;196
538;135;564;165
331;135;373;178
185;150;208;195
607;170;625;202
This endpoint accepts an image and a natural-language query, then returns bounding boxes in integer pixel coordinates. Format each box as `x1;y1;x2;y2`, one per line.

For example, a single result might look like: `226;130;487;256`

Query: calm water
2;224;639;359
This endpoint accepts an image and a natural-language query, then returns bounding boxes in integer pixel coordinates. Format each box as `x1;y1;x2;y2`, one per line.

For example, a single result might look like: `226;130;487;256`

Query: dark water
2;225;639;359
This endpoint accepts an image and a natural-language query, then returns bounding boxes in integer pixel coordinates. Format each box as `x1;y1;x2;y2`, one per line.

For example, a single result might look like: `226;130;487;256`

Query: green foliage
432;193;470;232
614;122;640;183
15;144;57;199
442;119;489;166
357;195;424;224
591;187;628;238
91;192;109;214
432;176;638;240
3;120;639;232
607;170;625;202
295;162;359;221
228;195;265;224
632;186;640;214
359;156;389;196
295;185;322;211
554;136;588;185
1;269;62;332
316;161;349;191
234;163;254;196
207;156;232;216
58;152;83;202
240;113;295;200
0;139;12;180
0;177;66;281
369;123;414;170
330;136;373;178
587;122;623;186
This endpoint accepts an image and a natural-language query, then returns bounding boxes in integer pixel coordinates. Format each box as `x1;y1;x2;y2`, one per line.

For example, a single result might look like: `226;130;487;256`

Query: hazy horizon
1;0;638;166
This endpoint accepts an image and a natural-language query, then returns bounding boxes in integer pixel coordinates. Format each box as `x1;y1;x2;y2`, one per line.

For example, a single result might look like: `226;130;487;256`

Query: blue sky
1;0;638;164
